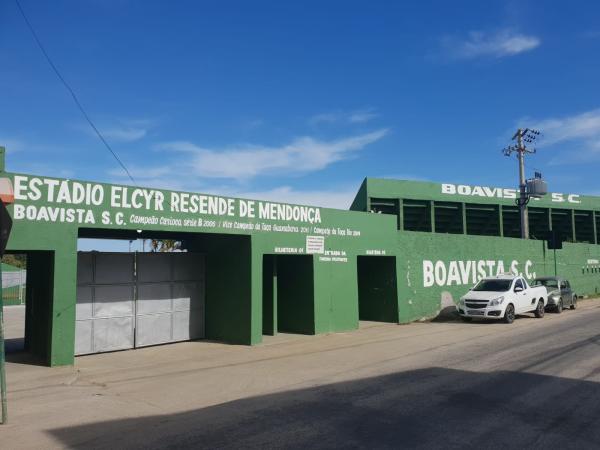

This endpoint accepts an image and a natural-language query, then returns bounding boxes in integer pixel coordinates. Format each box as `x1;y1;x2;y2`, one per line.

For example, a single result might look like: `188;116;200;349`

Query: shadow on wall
49;367;600;449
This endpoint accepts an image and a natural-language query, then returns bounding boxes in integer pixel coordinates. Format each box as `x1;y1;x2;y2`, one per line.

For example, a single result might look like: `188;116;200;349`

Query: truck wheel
504;304;515;324
570;296;577;310
555;299;563;314
535;300;545;318
461;316;472;323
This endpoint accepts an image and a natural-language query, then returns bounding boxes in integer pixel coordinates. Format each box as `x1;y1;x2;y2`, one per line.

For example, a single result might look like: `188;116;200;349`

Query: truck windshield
532;279;559;289
472;279;512;292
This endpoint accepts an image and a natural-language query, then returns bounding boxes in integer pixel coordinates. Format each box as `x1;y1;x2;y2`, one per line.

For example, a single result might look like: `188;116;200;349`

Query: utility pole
516;129;529;239
502;128;542;239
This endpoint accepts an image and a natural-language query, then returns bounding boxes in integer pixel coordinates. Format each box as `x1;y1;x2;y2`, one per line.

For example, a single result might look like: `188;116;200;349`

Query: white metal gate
135;252;205;347
75;252;205;356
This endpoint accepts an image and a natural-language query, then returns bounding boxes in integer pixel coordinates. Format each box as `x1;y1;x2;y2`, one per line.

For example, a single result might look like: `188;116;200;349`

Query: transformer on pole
502;128;546;239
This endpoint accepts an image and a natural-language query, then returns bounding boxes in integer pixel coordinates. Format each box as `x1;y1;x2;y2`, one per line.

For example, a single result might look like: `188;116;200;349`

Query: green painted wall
3;167;600;367
363;177;600;212
5;170;397;365
314;256;359;334
394;231;600;322
351;176;600;323
350;178;368;212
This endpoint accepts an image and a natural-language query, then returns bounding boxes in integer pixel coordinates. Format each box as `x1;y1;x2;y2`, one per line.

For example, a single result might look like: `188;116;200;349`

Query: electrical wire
14;0;137;185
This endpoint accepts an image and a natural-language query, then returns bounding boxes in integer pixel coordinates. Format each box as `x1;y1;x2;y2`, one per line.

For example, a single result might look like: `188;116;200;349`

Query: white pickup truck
457;274;547;324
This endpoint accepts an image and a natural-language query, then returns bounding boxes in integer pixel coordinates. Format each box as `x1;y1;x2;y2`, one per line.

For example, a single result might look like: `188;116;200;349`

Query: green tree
149;240;182;252
2;254;26;269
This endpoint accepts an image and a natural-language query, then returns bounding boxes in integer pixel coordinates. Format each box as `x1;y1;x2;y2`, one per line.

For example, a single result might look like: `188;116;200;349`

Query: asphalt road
3;300;600;449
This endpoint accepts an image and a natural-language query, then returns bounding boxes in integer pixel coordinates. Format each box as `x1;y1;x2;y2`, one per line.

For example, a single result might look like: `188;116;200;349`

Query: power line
14;0;136;185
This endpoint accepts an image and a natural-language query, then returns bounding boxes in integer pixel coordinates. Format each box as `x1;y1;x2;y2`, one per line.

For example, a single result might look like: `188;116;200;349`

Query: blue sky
2;0;600;210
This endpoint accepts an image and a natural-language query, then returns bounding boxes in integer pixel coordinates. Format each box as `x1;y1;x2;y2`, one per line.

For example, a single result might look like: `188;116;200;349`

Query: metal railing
2;270;26;305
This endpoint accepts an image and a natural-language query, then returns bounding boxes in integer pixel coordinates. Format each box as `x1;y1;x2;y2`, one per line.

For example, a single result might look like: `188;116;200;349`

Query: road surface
2;300;600;449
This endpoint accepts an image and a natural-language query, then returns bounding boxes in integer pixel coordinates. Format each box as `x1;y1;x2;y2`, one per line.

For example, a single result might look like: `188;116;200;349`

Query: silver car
532;277;577;313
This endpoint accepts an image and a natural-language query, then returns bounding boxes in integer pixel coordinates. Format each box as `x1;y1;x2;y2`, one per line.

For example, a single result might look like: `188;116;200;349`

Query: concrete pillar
498;205;504;237
398;199;403;230
593;211;598;245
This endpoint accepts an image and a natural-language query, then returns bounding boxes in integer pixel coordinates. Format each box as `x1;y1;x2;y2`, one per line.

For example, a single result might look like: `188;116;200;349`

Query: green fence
1;265;25;306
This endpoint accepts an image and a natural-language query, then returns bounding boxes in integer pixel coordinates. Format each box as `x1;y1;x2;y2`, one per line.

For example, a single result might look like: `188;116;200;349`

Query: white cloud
521;109;600;164
348;109;379;123
108;165;173;180
77;118;154;143
107;174;193;193
155;129;389;180
376;173;430;182
309;112;339;125
528;109;600;146
106;176;358;210
102;126;147;142
12;162;74;178
309;108;379;125
230;186;357;209
442;29;540;60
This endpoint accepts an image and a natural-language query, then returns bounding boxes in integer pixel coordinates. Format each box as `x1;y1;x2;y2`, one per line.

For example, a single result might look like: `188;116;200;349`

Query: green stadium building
2;148;599;366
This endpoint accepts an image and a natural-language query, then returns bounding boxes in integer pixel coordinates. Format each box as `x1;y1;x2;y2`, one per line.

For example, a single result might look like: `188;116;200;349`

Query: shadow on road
48;367;600;449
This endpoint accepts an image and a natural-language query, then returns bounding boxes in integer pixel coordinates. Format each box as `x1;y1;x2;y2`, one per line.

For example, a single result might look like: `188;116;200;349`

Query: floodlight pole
515;129;529;239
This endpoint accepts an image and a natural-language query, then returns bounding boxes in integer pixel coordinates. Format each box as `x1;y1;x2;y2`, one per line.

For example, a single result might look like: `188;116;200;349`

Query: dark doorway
2;253;27;353
262;255;314;335
357;256;398;322
1;251;55;365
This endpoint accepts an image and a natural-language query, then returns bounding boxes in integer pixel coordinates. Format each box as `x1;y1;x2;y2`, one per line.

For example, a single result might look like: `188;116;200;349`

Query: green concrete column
498;205;504;237
272;257;278;334
49;249;78;366
251;244;264;344
398;198;403;230
593;211;598;245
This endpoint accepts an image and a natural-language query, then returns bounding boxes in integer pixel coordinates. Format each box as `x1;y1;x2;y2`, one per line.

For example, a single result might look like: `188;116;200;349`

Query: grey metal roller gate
75;251;205;356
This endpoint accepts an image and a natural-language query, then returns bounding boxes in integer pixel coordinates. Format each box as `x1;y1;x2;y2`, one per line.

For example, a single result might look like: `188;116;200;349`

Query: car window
472;279;512;291
514;279;524;290
522;279;529;289
532;279;558;289
565;281;570;289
